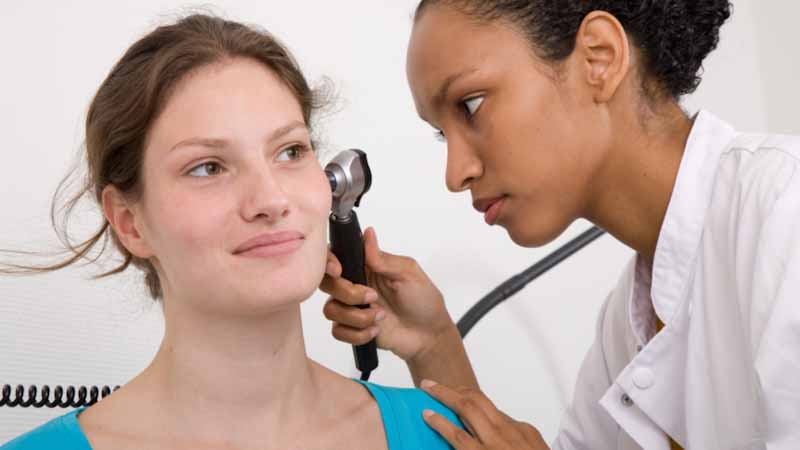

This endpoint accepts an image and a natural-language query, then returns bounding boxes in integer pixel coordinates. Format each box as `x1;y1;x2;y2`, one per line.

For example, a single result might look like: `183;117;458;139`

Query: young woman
2;14;461;450
321;1;800;449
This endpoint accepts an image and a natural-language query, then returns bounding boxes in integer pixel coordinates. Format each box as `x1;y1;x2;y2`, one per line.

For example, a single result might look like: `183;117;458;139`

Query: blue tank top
1;380;463;449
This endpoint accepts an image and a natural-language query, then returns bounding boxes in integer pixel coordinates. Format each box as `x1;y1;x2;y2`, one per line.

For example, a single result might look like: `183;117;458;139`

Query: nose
444;135;483;193
240;167;290;223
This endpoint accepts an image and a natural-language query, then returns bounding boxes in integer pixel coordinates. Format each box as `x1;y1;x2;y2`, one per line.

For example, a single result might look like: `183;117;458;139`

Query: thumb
364;226;385;273
364;227;409;282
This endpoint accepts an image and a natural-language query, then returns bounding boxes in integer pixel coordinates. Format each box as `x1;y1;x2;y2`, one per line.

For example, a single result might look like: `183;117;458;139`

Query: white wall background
1;0;797;444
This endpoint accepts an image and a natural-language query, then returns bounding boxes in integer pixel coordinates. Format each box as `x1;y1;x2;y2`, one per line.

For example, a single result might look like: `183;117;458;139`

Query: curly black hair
415;0;732;99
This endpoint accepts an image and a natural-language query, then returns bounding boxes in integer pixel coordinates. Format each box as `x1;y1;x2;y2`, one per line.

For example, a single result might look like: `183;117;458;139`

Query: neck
585;102;693;264
134;296;321;441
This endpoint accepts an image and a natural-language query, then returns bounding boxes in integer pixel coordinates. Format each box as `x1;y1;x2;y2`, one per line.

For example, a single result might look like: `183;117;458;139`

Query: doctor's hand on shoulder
419;379;550;450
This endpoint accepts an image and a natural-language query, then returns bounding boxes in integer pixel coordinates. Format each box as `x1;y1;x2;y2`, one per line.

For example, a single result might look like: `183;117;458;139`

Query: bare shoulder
77;366;389;450
310;364;389;450
76;385;162;450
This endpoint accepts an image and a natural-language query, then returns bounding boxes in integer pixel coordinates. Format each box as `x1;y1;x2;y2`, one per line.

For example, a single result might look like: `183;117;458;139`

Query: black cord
1;384;120;408
457;226;606;338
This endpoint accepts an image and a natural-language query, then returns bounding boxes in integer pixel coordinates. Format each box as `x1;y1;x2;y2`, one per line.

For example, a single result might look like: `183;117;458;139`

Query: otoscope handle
328;211;379;376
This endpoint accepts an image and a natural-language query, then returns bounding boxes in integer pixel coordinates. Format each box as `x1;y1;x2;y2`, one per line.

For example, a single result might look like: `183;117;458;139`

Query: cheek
482;94;549;178
289;168;332;271
282;166;332;254
509;89;580;167
481;91;594;211
143;185;231;253
296;166;332;219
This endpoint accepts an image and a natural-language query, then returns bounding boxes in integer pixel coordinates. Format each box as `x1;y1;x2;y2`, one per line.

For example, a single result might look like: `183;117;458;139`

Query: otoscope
324;149;378;381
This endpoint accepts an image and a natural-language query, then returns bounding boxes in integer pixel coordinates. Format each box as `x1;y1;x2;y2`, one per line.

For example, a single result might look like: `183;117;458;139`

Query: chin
232;284;317;316
221;266;324;315
504;213;573;248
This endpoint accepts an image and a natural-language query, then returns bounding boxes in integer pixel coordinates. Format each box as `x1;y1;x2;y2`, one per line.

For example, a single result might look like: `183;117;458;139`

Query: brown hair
2;13;326;299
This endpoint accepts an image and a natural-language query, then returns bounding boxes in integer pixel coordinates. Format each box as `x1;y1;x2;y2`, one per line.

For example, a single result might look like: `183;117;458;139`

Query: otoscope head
325;149;371;221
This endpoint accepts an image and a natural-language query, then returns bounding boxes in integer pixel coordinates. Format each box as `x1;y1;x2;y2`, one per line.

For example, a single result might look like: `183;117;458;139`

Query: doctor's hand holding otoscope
324;151;476;388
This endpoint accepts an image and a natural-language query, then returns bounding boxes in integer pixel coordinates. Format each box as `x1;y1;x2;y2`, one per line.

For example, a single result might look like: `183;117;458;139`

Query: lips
234;231;305;255
473;195;507;225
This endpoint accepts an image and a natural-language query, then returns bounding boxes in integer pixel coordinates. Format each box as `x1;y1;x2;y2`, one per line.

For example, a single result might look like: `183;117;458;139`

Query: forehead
406;6;535;115
152;58;304;141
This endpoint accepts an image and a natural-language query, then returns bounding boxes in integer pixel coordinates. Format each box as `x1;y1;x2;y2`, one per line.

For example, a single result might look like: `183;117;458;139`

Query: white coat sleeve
551;293;620;450
752;153;800;449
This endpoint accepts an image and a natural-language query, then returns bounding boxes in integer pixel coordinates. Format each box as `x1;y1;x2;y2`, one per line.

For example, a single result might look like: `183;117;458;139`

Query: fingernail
365;290;378;303
375;310;386;322
420;379;436;389
423;409;435;418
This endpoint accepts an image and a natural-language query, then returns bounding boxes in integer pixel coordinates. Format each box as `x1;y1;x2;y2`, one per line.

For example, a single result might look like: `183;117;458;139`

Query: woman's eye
463;96;484;116
276;144;310;162
188;161;223;177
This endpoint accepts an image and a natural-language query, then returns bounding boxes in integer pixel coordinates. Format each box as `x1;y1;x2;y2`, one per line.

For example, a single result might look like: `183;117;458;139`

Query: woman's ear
101;184;154;259
574;11;631;103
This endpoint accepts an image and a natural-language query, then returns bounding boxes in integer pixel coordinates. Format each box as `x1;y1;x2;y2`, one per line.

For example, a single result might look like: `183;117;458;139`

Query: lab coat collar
650;110;737;325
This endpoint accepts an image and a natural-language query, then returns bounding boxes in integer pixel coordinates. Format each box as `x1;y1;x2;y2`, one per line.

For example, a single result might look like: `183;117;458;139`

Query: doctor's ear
101;184;154;259
573;11;631;103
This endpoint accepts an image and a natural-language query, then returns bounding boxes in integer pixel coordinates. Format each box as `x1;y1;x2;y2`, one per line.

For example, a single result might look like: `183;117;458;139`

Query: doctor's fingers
325;250;342;278
421;381;547;449
326;228;426;285
363;227;424;282
422;382;500;436
319;273;378;306
323;297;384;329
330;321;380;346
424;408;545;450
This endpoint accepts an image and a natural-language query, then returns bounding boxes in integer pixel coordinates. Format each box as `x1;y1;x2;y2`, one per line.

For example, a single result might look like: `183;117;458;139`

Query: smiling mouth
235;239;304;258
234;231;306;258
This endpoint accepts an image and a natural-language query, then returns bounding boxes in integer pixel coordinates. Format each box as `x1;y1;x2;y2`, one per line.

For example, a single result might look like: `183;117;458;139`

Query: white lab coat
552;111;800;450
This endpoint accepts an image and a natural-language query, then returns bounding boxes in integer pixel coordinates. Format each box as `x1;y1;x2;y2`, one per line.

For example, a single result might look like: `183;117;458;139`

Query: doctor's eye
462;95;484;117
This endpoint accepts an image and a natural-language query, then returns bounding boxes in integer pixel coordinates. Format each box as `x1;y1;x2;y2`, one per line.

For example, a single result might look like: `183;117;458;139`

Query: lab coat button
633;368;654;389
621;394;634;407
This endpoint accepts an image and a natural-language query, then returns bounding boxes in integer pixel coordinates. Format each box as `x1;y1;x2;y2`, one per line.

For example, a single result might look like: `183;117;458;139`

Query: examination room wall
1;0;797;443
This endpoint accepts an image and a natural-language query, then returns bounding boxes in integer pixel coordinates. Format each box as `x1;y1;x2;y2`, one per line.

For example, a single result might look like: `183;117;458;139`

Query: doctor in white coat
321;1;800;449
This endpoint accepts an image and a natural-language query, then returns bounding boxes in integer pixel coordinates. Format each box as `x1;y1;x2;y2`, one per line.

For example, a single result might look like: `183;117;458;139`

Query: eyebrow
269;120;309;142
169;120;309;153
433;68;479;107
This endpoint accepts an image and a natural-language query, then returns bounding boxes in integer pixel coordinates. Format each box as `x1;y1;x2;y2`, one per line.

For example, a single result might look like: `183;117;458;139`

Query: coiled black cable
0;384;120;408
